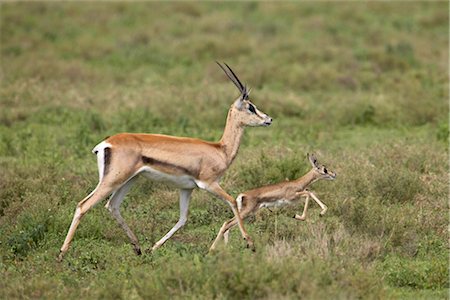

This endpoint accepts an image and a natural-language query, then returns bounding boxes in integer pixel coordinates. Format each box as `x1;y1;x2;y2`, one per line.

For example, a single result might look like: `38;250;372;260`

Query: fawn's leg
309;191;328;216
294;194;310;221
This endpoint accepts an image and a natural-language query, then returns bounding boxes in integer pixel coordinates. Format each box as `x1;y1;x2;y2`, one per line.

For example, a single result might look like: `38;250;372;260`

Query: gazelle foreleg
294;193;310;221
151;189;193;251
293;190;328;221
309;191;328;216
105;177;141;255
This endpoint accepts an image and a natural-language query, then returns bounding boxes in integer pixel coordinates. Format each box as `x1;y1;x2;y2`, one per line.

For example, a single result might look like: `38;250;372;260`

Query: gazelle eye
323;167;328;174
248;103;256;114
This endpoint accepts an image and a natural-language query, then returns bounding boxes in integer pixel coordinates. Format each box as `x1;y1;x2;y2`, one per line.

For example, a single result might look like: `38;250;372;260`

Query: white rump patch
92;141;112;182
236;194;244;212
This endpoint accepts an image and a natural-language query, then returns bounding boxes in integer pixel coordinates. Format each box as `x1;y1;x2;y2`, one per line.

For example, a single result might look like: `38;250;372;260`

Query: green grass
1;2;448;299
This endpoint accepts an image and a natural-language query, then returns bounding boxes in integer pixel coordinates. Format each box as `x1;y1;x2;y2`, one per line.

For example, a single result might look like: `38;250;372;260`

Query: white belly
259;199;292;209
139;166;198;189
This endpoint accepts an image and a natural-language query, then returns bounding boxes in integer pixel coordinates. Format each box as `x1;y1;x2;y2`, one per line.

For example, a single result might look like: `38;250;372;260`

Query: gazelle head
308;153;336;180
217;62;272;127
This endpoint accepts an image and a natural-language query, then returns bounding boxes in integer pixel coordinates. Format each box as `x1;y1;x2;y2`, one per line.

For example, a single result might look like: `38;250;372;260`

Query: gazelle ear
234;98;244;109
307;153;319;168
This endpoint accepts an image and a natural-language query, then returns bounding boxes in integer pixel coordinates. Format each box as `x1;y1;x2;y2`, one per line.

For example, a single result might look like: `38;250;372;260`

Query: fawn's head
308;153;336;180
217;62;272;127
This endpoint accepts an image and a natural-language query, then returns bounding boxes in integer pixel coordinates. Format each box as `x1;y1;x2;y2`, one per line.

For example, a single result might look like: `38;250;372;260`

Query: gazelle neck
295;170;319;190
219;108;245;165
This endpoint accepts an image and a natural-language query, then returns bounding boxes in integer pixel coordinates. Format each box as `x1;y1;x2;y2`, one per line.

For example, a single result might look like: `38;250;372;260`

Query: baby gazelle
210;153;336;250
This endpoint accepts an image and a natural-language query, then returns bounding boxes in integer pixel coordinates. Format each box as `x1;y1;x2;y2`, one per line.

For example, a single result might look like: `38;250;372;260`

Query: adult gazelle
58;63;272;261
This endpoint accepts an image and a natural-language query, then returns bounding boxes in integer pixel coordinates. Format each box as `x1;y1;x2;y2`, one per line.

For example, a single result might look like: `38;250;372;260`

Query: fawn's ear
307;153;319;169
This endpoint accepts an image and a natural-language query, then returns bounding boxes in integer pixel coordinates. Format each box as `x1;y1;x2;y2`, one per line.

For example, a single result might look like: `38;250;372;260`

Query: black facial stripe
248;103;256;114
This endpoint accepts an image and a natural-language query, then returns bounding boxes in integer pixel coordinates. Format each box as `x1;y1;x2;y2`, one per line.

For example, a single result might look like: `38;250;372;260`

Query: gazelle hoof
294;214;306;221
245;240;256;252
56;254;63;263
246;243;256;252
134;247;142;256
56;250;65;262
149;243;161;253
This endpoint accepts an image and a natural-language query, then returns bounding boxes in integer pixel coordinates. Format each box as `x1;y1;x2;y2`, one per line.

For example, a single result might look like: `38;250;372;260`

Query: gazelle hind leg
210;218;234;250
58;183;117;261
309;192;328;216
210;204;253;250
206;183;254;251
105;177;141;255
223;227;230;244
151;189;193;251
223;221;239;244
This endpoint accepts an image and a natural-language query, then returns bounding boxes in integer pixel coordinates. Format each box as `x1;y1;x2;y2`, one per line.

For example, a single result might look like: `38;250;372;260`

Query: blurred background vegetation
0;2;448;299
